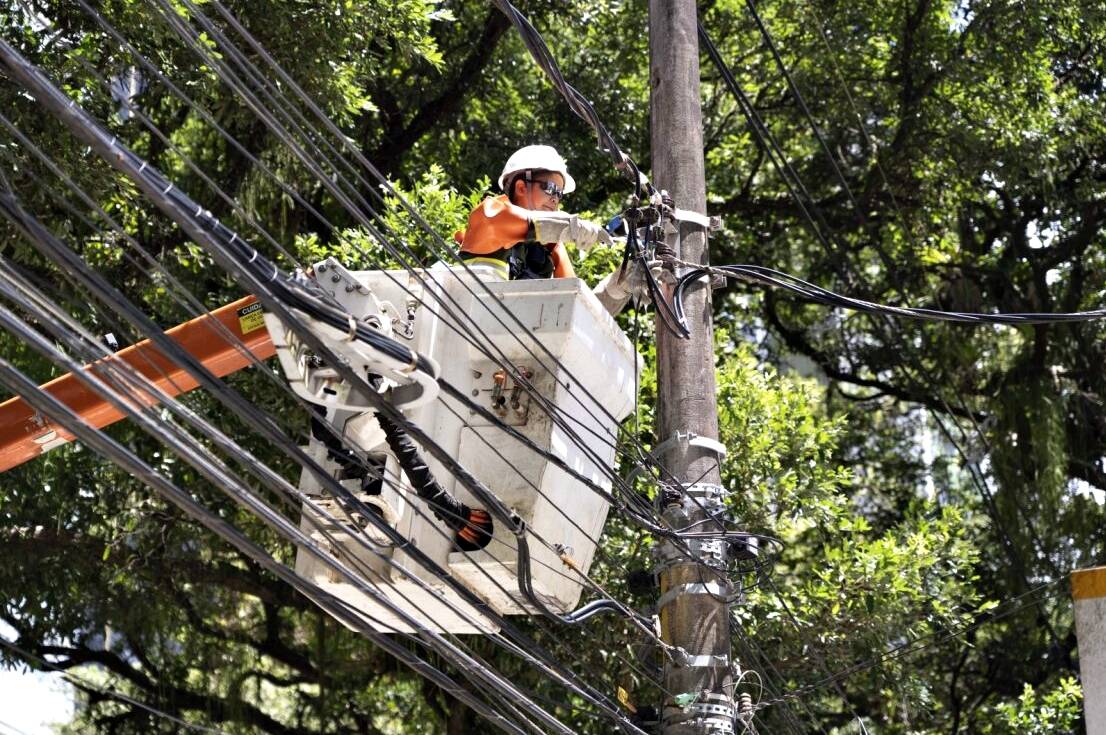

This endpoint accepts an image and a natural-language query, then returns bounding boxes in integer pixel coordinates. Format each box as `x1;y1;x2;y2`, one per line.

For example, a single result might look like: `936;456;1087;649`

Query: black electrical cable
0;245;647;730
741;0;861;214
697;15;1064;606
8;0;716;694
0;172;619;733
488;0;646;189
150;0;660;514
0;264;586;735
674;264;1106;331
0;44;649;732
161;0;657;482
104;0;732;569
2;57;707;716
697;22;848;281
0;174;642;734
135;0;725;566
189;0;687;504
0;347;534;735
4;90;676;641
8;12;707;729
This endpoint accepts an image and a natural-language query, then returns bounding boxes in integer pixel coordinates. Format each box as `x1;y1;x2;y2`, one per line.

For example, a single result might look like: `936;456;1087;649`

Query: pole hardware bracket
669;207;723;232
671;647;730;669
685;481;728;506
649;190;722;232
655;581;731;610
654;536;728;572
664;696;737;734
625;432;728;485
664;482;728;519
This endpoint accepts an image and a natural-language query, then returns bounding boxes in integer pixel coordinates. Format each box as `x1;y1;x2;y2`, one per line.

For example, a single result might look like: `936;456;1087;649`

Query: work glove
593;259;668;316
530;211;615;252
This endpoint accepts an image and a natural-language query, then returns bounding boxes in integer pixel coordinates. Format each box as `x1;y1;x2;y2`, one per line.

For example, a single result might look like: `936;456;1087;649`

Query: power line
0;169;637;733
0;81;681;720
0;38;663;729
674;263;1106;328
138;0;680;533
696;17;1061;604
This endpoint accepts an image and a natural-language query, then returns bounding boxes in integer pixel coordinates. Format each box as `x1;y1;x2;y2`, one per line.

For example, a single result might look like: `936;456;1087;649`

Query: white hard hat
498;144;576;195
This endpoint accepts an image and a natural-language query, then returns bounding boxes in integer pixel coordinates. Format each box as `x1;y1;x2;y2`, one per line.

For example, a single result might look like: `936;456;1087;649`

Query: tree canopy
1;0;1102;732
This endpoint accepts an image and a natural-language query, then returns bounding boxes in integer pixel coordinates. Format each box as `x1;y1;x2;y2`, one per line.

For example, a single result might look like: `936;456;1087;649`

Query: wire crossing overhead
490;0;648;191
0;2;1088;734
0;31;655;735
674;264;1106;330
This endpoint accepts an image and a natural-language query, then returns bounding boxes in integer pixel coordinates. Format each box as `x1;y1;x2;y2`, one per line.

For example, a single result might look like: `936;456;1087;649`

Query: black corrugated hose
375;412;494;552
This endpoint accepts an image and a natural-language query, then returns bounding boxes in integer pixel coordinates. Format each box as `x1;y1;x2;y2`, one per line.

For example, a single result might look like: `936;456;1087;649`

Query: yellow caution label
1072;566;1106;600
237;302;265;334
617;686;637;713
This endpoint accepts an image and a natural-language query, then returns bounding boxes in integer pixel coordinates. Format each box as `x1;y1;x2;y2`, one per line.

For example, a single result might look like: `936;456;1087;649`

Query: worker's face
514;173;565;212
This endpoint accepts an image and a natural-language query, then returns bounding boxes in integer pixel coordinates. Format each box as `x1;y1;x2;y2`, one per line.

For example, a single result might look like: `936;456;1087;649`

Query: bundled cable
675;264;1106;332
490;0;647;193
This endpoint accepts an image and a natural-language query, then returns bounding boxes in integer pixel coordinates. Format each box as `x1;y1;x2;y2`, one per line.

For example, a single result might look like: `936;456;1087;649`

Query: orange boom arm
0;296;275;473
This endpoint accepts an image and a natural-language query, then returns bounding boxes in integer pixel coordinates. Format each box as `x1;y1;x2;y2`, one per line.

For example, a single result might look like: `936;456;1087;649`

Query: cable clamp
665;698;736;734
669;208;724;232
654;537;728;572
343;314;357;342
656;581;730;610
675;651;730;669
685;482;727;503
391;345;419;375
625;432;727;484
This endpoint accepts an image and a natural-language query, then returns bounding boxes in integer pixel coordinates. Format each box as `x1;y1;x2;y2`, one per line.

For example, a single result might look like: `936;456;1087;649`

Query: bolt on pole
649;1;736;733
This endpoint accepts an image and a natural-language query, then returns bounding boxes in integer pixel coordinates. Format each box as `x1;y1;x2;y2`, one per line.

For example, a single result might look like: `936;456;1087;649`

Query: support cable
0;345;535;735
144;0;672;530
0;42;647;732
80;0;716;550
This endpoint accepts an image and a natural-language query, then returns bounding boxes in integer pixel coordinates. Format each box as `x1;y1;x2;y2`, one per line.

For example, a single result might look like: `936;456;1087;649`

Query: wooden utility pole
650;1;736;733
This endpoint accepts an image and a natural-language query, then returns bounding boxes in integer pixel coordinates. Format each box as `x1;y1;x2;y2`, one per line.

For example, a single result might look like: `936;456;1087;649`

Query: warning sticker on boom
237;302;265;334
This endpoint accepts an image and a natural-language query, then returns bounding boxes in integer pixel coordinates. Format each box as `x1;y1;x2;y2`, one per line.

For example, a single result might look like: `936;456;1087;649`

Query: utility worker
455;144;652;314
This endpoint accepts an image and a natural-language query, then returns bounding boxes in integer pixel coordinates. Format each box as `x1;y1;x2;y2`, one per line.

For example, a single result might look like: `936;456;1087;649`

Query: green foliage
1;0;1101;732
989;677;1083;735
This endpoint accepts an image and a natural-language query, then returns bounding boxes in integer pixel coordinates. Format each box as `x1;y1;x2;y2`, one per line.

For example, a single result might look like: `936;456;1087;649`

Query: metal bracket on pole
669;207;723;232
684;481;727;503
672;649;730;669
661;482;729;521
665;694;737;734
656;581;730;610
655;536;728;573
626;432;728;484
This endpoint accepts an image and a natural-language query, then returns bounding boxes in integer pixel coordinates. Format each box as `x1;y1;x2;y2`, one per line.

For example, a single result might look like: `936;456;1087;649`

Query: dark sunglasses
531;179;564;201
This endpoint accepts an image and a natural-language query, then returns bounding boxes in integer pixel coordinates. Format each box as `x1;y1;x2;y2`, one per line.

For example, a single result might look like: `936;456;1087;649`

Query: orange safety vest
454;195;575;280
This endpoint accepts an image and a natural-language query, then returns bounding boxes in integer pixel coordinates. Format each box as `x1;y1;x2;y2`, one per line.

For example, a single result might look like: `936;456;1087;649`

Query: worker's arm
457;196;531;255
550;242;575;279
